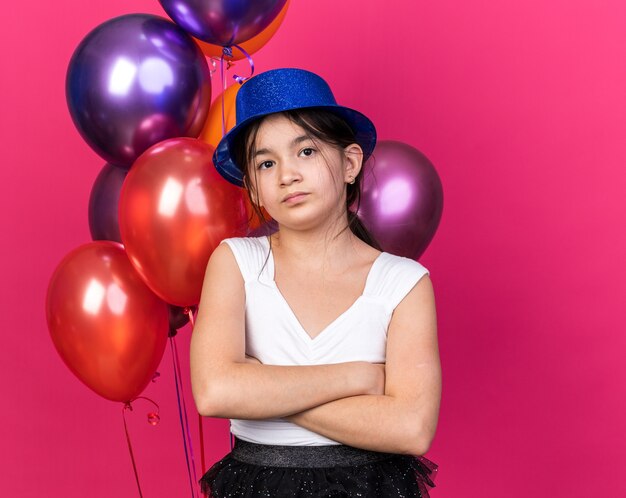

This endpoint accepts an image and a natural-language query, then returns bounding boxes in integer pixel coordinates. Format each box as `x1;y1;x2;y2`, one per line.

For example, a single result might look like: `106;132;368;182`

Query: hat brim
212;105;377;188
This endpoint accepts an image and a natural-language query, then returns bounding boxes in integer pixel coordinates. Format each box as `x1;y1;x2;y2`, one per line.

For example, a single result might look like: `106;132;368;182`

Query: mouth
282;192;309;203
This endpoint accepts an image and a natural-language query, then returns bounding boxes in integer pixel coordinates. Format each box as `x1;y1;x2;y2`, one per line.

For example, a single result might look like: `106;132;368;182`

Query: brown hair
231;108;381;251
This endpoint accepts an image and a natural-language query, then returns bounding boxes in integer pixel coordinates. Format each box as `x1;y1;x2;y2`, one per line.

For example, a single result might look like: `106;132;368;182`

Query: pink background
2;0;624;496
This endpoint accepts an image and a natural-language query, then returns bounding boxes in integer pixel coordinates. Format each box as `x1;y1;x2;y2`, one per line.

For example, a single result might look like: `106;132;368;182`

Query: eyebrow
253;135;312;158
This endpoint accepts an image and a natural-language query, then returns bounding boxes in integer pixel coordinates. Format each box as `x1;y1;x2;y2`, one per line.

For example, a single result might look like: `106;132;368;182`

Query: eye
300;147;316;157
256;160;273;170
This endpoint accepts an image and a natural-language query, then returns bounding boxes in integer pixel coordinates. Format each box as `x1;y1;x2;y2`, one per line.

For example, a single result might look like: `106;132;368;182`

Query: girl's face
245;113;361;230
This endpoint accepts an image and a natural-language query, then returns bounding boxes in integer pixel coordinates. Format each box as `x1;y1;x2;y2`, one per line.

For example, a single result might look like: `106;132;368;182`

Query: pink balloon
354;140;443;260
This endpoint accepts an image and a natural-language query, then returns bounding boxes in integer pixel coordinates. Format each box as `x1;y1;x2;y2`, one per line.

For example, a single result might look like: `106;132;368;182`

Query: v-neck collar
262;235;386;343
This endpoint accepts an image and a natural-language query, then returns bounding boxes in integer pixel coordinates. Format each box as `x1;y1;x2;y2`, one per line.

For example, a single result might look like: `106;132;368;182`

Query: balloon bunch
47;1;290;496
48;0;442;494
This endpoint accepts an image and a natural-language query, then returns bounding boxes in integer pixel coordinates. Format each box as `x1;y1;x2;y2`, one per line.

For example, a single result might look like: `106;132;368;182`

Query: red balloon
119;137;248;306
46;242;169;402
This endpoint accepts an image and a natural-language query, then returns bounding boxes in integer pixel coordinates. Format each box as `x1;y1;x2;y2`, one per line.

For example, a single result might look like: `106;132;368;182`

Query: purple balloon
354;141;443;260
159;0;288;46
88;163;128;242
66;14;211;167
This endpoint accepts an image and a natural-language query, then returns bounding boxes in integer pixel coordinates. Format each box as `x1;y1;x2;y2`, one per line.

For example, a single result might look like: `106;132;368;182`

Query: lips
282;191;308;202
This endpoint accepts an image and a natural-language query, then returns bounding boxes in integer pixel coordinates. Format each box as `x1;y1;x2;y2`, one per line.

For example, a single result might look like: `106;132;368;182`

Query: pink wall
2;0;624;496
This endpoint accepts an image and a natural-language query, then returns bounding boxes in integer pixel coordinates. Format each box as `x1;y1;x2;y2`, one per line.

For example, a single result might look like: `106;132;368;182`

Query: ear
343;143;364;183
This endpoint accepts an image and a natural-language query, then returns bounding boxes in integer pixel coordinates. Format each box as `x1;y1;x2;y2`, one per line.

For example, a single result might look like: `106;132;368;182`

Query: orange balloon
196;0;290;61
199;83;240;149
119;137;248;306
46;241;169;403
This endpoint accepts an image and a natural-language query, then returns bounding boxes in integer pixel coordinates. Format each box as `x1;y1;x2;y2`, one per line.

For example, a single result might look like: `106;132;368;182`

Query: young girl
190;67;441;497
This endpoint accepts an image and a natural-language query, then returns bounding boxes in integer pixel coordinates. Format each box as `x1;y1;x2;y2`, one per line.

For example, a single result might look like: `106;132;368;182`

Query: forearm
202;361;368;419
284;394;423;455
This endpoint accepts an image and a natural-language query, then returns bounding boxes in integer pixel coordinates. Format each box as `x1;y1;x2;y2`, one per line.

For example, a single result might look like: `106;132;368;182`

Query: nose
278;161;302;186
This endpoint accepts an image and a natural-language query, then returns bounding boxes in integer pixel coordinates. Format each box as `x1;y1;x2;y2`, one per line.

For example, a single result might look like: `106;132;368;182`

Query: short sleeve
220;237;270;284
370;255;429;313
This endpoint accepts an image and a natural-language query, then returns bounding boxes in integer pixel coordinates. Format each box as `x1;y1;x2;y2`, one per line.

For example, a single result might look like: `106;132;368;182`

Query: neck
268;214;363;273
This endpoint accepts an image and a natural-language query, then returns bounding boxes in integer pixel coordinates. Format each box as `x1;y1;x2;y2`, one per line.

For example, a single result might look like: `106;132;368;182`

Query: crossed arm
190;243;441;456
246;274;441;456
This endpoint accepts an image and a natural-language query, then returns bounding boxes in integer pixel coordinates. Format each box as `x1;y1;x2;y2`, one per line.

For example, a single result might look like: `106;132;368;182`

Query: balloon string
186;306;234;454
218;45;255;139
170;336;198;498
186;307;196;327
122;404;143;498
184;308;206;476
122;402;144;498
173;335;200;490
207;57;217;76
132;395;160;413
220;49;227;137
198;414;206;475
230;44;255;84
120;397;160;497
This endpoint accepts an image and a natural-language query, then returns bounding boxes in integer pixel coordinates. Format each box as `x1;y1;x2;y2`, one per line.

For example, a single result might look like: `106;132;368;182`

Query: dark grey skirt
199;436;438;497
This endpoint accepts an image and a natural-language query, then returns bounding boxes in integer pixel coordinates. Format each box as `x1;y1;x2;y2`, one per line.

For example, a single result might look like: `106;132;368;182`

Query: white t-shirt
220;235;429;445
